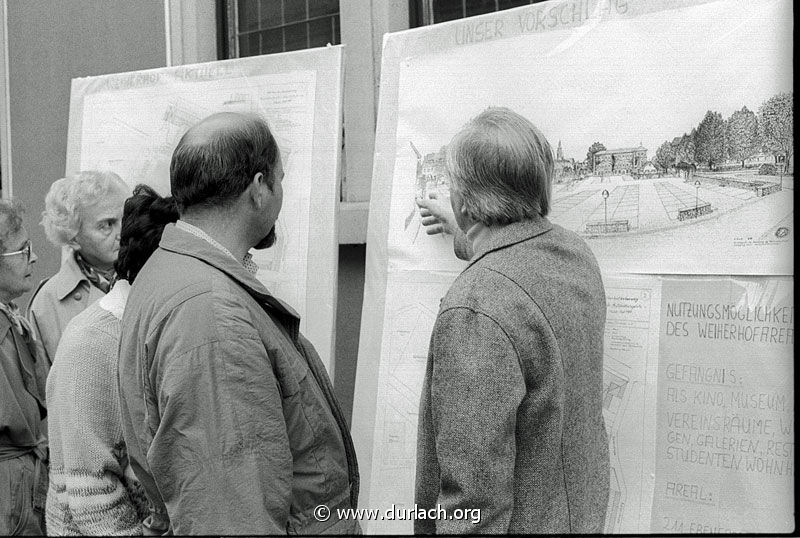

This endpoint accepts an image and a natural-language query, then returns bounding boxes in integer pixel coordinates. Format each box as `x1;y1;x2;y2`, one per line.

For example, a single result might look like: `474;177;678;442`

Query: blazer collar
159;224;301;326
467;216;553;268
51;247;89;301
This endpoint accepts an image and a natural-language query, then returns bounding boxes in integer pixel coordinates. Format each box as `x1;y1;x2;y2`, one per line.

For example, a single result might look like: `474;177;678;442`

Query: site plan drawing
67;49;344;369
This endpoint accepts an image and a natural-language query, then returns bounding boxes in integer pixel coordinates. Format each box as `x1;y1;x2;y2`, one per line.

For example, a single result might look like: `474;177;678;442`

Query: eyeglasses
0;240;32;263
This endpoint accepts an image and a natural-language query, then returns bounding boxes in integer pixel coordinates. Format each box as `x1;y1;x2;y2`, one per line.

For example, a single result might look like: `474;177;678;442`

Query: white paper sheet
651;277;794;533
66;49;343;370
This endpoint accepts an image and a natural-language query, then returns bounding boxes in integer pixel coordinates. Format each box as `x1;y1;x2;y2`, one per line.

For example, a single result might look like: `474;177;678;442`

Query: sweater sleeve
47;321;143;535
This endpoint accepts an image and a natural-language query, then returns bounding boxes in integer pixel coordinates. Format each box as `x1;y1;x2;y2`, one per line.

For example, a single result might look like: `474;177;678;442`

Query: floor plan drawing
600;280;662;533
365;274;455;534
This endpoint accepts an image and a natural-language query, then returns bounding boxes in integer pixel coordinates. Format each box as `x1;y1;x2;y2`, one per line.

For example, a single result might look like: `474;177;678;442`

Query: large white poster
352;0;793;533
652;277;793;533
390;0;793;276
66;49;343;370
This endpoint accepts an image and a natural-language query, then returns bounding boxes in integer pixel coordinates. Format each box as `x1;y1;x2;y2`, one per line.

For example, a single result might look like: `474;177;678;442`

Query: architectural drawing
68;51;343;368
363;275;455;534
389;0;792;274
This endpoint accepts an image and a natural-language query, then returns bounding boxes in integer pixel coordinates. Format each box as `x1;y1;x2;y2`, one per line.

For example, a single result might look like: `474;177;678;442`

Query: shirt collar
175;220;259;275
465;221;497;256
98;279;130;321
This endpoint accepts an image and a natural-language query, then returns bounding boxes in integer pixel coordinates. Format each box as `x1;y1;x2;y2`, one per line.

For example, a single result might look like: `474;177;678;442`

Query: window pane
465;0;497;17
239;0;260;31
284;21;307;51
433;0;464;23
262;28;283;54
259;0;283;27
283;0;306;23
499;0;531;8
308;0;338;18
308;17;333;48
238;32;261;57
332;14;339;44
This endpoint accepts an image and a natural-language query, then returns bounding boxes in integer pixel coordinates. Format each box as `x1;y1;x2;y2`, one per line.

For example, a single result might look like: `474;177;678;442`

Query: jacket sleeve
47;325;143;535
148;333;293;535
27;308;52;367
428;307;526;534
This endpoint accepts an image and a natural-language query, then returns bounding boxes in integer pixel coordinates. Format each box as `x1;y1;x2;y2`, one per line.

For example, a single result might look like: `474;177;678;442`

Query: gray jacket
415;217;609;534
118;225;359;535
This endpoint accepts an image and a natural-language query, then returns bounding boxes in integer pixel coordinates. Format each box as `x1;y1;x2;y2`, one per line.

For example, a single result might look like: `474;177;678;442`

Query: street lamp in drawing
602;189;609;230
694;180;701;213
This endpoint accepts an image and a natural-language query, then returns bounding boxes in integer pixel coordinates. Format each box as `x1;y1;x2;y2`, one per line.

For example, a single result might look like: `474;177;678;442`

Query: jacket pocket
2;457;34;535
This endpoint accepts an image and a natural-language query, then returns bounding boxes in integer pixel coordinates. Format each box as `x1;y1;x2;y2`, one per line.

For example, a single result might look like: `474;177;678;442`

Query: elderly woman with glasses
0;199;47;535
27;171;129;366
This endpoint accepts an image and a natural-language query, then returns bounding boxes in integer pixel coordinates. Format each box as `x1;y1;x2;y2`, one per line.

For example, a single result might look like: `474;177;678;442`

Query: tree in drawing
673;130;697;165
695;110;726;169
726;106;760;168
758;92;793;170
586;142;606;172
654;140;676;173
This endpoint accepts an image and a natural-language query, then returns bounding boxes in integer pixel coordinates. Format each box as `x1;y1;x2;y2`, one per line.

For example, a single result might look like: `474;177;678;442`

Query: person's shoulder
128;253;255;330
129;249;217;304
53;303;118;369
61;301;118;342
442;263;515;312
27;276;55;312
548;222;599;259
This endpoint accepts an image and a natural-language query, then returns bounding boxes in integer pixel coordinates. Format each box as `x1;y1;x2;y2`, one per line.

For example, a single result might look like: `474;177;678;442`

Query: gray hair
446;107;554;225
0;199;25;255
40;170;128;246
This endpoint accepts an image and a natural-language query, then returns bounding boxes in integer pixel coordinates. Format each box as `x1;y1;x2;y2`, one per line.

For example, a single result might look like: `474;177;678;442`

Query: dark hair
170;112;279;211
114;184;179;283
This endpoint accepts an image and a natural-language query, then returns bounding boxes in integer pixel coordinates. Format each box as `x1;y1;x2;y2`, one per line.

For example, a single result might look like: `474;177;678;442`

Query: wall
4;0;166;306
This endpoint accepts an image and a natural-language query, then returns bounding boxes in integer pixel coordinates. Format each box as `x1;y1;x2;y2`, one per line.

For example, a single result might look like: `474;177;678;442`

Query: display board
66;48;344;371
352;0;793;533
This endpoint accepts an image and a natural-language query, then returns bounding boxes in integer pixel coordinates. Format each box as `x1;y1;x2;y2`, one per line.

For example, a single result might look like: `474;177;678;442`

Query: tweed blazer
415;217;609;534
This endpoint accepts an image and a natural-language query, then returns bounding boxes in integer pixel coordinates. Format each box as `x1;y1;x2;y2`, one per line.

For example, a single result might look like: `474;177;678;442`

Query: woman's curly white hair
40;171;128;246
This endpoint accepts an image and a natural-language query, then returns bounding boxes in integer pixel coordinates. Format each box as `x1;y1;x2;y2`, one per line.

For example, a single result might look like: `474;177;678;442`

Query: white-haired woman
27;171;129;365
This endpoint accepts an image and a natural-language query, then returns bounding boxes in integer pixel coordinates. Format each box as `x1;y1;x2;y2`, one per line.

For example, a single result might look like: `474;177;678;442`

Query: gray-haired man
415;107;609;534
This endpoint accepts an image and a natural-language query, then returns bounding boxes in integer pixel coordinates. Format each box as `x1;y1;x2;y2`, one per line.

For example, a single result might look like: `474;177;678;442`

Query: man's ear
66;237;81;251
250;172;265;208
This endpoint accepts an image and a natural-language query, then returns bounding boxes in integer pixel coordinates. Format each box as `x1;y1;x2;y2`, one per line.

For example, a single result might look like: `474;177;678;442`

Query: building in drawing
410;142;448;198
554;140;578;182
593;145;648;175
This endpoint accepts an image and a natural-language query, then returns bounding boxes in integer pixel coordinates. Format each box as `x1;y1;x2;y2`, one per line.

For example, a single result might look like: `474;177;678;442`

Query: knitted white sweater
45;281;148;535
